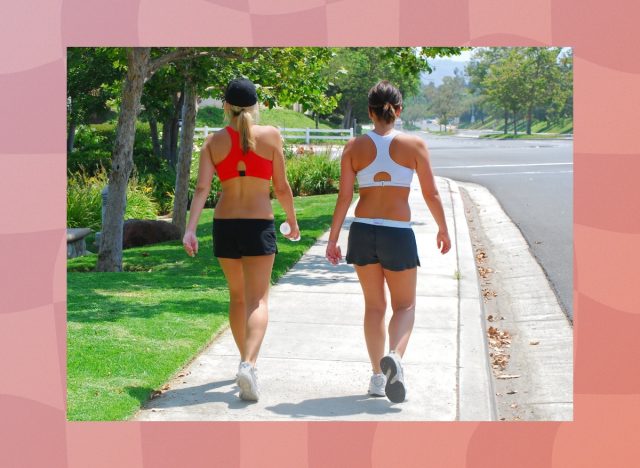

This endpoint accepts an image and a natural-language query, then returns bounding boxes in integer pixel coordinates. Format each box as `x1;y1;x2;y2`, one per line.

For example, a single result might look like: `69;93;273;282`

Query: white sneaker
237;361;260;401
368;373;386;397
380;351;406;403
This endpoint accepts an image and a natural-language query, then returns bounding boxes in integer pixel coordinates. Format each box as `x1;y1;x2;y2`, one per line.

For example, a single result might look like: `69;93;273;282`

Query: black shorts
213;218;278;258
346;221;420;271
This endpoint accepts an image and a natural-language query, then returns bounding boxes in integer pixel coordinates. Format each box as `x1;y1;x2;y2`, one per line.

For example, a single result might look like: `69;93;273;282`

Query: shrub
189;151;221;208
69;122;156;176
67;168;159;230
285;151;340;196
196;107;225;127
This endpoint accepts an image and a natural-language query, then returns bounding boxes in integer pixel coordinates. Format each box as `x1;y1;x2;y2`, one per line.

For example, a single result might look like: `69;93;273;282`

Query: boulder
122;219;181;249
67;227;92;258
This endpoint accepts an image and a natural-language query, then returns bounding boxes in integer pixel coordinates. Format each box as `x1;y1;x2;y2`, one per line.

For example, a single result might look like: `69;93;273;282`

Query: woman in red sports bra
182;78;299;402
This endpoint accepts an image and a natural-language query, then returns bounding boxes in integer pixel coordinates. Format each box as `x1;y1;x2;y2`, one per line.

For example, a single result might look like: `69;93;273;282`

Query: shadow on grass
66;291;229;324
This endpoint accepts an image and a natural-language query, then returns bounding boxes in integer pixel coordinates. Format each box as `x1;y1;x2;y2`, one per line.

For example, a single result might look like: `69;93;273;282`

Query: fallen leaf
497;374;521;380
529;341;540;345
506;390;517;395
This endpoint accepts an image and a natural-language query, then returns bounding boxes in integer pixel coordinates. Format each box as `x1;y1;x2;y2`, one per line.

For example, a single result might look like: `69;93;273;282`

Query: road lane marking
433;162;573;169
471;170;574;176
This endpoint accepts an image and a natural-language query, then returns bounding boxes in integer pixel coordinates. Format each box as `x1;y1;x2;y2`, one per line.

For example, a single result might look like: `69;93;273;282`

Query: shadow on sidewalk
265;395;402;418
275;257;359;287
132;379;264;411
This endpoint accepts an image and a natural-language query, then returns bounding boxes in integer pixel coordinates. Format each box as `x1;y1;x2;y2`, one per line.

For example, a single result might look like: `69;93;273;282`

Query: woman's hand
183;230;198;257
284;221;300;241
437;230;451;254
326;240;342;265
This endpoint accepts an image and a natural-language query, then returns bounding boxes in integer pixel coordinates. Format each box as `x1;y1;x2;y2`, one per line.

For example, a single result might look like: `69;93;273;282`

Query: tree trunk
170;92;184;167
314;112;319;129
513;111;518;135
526;107;533;135
161;115;172;163
504;109;508;134
67;120;77;153
342;101;352;129
96;47;150;272
172;80;198;238
161;92;183;168
149;114;161;159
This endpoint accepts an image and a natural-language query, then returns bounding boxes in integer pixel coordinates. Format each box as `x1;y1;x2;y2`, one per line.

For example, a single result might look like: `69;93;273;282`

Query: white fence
195;126;353;144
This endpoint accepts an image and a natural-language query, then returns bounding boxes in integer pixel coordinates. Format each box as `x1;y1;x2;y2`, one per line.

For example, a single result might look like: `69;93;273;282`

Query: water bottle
279;222;300;241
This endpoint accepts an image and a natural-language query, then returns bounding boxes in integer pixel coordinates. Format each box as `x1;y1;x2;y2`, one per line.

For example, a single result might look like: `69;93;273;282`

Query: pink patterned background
1;0;639;466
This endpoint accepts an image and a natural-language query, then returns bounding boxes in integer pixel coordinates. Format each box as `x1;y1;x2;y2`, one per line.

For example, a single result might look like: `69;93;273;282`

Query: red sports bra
214;126;273;182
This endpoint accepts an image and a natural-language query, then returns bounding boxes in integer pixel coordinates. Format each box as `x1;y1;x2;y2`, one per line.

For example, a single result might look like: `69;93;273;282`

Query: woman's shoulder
253;124;281;136
253;125;282;145
393;131;428;151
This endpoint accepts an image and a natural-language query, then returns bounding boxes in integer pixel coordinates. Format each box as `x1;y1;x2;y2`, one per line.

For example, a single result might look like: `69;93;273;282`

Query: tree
97;47;151;272
325;47;463;129
466;48;511;128
427;75;467;131
171;77;198;238
521;47;564;134
483;50;529;135
66;48;124;152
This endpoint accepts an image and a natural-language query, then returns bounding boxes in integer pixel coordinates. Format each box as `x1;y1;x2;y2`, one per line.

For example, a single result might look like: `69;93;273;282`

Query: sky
448;50;473;62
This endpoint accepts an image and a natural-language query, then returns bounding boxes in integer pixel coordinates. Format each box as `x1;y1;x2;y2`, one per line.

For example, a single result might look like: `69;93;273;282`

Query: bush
69;122;156;175
67;168;159;230
189;151;222;208
196;107;225;127
285;150;340;196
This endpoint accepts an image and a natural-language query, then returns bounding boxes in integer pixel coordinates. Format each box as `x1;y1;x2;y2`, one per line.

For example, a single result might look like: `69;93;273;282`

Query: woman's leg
354;264;387;373
241;254;275;365
218;258;246;360
382;267;417;357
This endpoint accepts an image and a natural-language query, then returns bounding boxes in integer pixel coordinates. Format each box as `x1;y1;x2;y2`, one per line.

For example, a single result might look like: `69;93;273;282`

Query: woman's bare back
350;132;422;221
207;125;280;219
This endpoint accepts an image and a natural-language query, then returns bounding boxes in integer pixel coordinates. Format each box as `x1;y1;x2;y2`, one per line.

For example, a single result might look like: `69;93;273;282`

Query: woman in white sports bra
326;80;451;403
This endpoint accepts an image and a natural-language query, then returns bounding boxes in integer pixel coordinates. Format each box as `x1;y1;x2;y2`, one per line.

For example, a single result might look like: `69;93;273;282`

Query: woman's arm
414;137;451;254
183;136;215;256
326;138;356;264
270;127;299;239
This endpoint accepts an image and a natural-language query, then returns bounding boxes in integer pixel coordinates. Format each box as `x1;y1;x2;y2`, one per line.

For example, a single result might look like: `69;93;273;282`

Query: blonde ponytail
224;103;259;153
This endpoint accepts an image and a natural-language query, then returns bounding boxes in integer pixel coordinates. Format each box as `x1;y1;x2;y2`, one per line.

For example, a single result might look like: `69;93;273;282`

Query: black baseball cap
224;78;258;107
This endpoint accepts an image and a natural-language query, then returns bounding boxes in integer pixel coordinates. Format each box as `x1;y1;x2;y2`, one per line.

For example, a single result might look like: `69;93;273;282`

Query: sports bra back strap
226;126;240;147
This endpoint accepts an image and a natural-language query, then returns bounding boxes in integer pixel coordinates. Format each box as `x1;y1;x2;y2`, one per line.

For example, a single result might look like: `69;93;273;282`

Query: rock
123;219;181;249
67;228;92;258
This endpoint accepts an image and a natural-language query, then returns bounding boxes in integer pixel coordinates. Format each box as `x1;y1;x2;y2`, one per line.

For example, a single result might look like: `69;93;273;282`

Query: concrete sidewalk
134;177;495;421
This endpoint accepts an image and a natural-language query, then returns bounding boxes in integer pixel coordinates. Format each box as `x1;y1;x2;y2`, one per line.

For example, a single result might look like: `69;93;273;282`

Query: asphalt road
413;132;574;320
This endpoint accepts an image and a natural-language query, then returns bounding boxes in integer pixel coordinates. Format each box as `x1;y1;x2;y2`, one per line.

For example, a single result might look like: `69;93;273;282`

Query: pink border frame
2;0;640;466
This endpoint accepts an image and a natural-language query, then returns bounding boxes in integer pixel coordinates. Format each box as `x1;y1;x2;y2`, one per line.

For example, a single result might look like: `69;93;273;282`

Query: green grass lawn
479;133;571;140
67;194;339;421
460;117;573;135
196;106;336;130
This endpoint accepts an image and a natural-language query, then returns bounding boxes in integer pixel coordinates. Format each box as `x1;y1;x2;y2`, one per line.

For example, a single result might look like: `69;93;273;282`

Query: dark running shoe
380;351;406;403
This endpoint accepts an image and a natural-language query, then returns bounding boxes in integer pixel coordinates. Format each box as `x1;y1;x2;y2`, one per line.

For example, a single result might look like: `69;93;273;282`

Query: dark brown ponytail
368;81;402;124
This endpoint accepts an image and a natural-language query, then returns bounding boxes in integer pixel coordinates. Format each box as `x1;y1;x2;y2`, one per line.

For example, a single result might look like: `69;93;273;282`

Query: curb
445;178;498;421
457;181;573;421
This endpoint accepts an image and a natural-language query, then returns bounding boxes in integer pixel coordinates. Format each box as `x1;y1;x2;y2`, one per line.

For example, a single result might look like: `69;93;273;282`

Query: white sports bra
356;130;414;188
